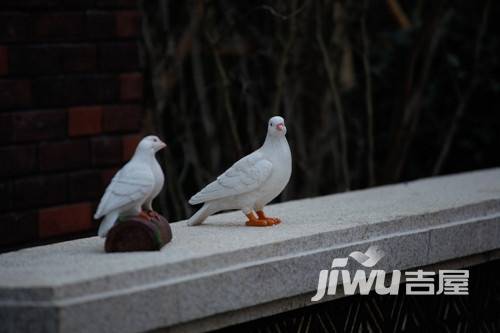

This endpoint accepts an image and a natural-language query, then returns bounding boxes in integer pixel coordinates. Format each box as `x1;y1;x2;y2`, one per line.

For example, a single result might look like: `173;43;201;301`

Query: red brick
102;105;142;133
0;211;38;247
86;11;116;40
60;0;94;8
8;44;95;74
119;72;142;102
34;13;85;41
69;170;103;202
122;134;141;161
0;46;8;75
61;44;97;72
0;145;37;178
101;167;118;187
95;0;138;9
0;13;33;42
0;110;66;143
68;106;103;137
91;136;123;166
39;139;90;171
14;174;67;209
99;42;139;71
38;202;93;238
116;10;140;38
0;79;32;110
8;45;61;75
0;0;59;9
33;75;118;107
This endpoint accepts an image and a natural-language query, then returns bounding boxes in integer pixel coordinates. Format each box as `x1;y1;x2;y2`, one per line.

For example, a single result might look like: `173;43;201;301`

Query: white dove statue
188;116;291;226
94;135;166;237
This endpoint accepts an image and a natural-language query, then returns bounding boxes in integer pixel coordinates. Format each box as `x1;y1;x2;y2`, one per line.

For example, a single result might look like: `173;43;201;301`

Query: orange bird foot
257;211;281;225
245;212;274;227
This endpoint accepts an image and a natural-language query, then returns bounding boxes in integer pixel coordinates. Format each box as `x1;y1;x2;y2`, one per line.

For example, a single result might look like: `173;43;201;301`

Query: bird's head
136;135;167;154
267;116;287;137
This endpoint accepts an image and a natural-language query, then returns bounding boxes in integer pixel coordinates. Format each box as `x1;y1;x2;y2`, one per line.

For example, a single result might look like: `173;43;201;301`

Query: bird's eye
153;138;158;142
270;123;273;127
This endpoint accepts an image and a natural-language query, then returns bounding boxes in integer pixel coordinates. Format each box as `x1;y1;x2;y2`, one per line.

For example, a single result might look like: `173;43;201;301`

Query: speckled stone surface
1;169;500;333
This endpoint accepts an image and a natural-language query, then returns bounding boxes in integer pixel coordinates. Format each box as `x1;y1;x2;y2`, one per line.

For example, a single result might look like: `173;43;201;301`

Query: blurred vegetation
140;0;500;221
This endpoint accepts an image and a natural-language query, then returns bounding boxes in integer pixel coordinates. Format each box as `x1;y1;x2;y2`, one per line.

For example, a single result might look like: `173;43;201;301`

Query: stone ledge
1;168;500;333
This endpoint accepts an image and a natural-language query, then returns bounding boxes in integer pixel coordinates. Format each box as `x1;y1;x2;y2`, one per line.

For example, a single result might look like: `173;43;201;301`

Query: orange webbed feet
245;212;272;227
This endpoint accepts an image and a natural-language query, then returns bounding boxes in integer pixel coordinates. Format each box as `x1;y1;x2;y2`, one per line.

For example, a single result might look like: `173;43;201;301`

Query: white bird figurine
188;116;291;226
94;135;166;237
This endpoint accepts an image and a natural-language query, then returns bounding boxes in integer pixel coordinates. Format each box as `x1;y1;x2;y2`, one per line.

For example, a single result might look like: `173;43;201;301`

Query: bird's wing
189;152;273;204
94;164;155;218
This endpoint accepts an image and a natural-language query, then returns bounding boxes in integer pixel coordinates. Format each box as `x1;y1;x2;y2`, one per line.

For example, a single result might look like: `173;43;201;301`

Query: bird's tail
187;204;214;226
98;211;119;238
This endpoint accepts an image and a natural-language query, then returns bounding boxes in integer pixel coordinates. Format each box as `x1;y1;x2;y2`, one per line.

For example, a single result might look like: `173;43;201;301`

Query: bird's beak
158;141;167;149
276;123;285;131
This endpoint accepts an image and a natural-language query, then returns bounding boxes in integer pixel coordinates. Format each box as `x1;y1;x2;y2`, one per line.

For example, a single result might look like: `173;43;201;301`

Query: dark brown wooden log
105;213;172;252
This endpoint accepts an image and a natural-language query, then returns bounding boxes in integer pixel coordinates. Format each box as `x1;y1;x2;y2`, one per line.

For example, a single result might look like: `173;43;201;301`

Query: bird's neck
262;134;288;154
132;149;156;163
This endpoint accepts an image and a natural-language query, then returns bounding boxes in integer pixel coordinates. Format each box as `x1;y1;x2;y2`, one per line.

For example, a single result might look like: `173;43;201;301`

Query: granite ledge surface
1;168;500;333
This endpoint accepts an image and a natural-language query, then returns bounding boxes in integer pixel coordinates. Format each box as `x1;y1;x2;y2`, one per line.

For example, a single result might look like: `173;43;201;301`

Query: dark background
1;0;499;250
141;0;500;221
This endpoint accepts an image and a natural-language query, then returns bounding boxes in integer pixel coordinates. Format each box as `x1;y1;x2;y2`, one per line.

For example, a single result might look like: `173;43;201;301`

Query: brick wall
0;0;144;248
